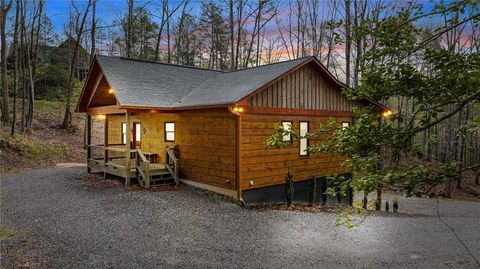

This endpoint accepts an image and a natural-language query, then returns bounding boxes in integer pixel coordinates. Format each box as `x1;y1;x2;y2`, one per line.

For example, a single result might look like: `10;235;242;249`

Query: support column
104;116;109;179
235;113;242;202
125;112;131;187
87;115;92;173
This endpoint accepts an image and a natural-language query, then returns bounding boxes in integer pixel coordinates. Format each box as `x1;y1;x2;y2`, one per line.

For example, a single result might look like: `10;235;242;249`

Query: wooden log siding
239;113;351;190
247;64;365;111
106;108;236;189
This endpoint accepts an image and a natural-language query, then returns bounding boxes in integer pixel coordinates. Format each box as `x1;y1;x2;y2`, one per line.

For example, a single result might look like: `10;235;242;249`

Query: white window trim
121;122;127;144
165;122;175;142
299;121;309;156
282;121;292;142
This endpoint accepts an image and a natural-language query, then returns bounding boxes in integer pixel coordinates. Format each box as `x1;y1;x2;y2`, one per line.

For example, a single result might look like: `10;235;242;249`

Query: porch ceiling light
108;88;114;94
96;114;106;120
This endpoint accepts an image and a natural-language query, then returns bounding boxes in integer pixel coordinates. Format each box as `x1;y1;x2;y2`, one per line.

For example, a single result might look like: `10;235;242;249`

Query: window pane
342;122;350;129
166;132;174;141
300;122;308;156
300;139;308;155
122;123;127;144
282;121;292;141
300;122;308;136
135;123;141;141
165;123;175;132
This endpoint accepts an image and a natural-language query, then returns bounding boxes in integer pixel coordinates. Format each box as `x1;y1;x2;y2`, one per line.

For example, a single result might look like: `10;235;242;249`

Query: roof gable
246;62;369;111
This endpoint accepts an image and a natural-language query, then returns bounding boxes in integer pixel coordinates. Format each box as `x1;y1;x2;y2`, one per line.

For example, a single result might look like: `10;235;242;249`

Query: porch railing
88;144;105;161
87;144;137;168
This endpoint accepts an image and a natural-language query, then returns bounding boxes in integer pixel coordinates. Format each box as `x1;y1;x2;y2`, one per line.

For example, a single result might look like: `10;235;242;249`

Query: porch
86;112;179;188
87;144;179;188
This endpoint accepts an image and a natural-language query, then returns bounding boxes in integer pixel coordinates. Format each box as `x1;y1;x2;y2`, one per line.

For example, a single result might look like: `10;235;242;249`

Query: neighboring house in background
49;37;90;80
7;37;90;100
7;36;89;80
76;55;388;204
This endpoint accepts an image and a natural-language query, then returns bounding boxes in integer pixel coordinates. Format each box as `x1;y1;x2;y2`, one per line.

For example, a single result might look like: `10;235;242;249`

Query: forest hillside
0;99;102;173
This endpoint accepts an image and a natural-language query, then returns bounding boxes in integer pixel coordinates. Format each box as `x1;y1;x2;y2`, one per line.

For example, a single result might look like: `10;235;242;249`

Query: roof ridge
178;56;313;104
96;54;225;73
225;56;312;73
96;54;312;74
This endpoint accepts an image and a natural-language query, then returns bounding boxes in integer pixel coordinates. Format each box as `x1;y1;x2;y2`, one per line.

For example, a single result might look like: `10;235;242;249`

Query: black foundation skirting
242;173;353;206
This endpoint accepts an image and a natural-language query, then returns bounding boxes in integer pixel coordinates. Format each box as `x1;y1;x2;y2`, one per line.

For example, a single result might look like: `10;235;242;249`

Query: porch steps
151;168;174;183
149;164;174;185
137;166;174;186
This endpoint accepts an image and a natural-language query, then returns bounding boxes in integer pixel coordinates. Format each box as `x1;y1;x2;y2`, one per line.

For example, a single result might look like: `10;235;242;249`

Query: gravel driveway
1;167;479;269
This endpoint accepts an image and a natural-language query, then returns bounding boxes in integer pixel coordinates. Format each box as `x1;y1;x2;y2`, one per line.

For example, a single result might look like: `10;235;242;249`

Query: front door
132;122;141;149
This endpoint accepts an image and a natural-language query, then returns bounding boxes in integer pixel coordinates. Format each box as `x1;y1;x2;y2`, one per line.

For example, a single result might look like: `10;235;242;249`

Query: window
282;121;292;142
135;123;141;142
165;122;175;141
342;122;350;129
300;121;309;156
121;123;127;144
132;123;142;148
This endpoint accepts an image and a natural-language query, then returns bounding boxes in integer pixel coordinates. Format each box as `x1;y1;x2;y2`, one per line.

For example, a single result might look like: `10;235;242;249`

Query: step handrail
137;149;151;188
165;146;179;185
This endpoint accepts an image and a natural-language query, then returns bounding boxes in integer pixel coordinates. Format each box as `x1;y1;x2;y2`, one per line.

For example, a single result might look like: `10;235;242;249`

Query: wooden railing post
103;116;109;179
87;115;92;173
145;159;150;188
175;160;179;186
125;112;131;187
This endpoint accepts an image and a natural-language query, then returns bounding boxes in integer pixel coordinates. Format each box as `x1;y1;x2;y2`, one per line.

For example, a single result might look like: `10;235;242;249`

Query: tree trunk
375;189;382;211
234;0;243;69
325;0;337;69
91;0;96;56
154;1;167;62
25;0;44;133
1;0;13;124
126;0;133;58
344;0;351;86
19;0;25;133
166;7;171;63
229;0;234;70
62;0;92;129
362;192;368;209
10;0;19;136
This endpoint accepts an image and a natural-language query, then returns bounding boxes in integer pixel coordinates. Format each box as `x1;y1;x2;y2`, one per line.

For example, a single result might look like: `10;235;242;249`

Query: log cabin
76;55;388;204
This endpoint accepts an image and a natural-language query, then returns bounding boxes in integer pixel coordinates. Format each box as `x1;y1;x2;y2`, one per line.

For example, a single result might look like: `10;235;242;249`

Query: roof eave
119;102;232;111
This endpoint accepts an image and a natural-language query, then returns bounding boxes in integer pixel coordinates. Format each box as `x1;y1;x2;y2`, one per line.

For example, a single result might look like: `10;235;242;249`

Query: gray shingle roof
96;55;309;108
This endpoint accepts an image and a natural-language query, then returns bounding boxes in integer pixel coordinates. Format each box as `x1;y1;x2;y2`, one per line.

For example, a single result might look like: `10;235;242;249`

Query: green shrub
285;168;294;207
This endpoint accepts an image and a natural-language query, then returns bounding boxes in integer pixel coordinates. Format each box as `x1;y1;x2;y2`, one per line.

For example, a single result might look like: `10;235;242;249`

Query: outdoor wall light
108;88;114;94
382;110;393;118
233;106;244;113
